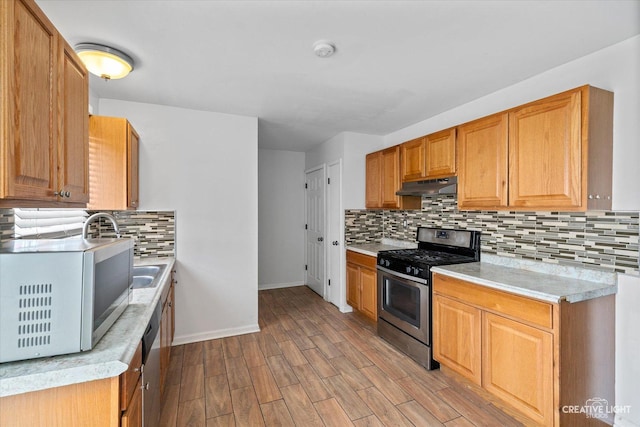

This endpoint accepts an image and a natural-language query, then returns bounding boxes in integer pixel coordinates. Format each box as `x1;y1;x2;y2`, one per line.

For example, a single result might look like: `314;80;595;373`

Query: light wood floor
160;286;536;427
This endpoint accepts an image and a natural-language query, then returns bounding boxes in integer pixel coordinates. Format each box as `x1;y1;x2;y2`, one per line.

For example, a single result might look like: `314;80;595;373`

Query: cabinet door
160;297;170;393
121;377;142;427
400;137;426;182
380;146;401;208
365;152;382;208
483;312;553;426
457;113;509;209
425;128;456;178
346;262;360;310
59;38;89;204
433;294;482;385
1;0;58;202
359;267;378;321
127;124;140;209
509;90;582;209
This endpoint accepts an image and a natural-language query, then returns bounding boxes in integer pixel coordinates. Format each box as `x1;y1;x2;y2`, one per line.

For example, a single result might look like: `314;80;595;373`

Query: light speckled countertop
432;254;616;303
0;257;175;397
347;238;417;257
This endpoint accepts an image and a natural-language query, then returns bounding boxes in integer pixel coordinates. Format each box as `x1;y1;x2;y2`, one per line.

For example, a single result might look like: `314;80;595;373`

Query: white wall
616;274;640;427
384;35;640;212
305;131;383;209
342;132;384;209
99;99;259;344
258;149;306;289
380;35;640;426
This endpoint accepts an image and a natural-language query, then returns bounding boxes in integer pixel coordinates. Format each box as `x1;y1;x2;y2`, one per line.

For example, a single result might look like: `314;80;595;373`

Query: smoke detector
313;40;336;58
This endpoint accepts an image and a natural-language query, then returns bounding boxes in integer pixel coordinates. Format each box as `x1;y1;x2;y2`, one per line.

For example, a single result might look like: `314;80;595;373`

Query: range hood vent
396;176;457;197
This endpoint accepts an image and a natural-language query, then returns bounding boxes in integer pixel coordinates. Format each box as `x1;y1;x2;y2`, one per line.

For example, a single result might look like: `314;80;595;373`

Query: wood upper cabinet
0;0;89;207
400;137;426;182
380;146;401;208
365;151;382;208
457;113;509;209
88;116;140;210
425;128;456;178
59;38;90;204
400;128;456;182
366;146;421;210
457;86;613;211
346;251;378;321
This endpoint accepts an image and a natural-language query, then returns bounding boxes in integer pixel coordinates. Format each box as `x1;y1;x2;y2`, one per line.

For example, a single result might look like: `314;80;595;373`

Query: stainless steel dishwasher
141;301;162;427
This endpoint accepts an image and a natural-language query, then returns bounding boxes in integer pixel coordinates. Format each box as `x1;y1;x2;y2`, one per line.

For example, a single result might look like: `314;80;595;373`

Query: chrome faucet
82;212;121;239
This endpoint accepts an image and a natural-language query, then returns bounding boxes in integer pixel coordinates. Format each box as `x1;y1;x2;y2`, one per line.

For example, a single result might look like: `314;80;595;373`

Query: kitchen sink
131;264;166;289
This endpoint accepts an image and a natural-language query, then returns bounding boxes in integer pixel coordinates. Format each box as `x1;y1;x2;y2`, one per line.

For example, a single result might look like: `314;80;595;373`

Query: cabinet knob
64;191;70;198
332;241;339;246
318;237;324;242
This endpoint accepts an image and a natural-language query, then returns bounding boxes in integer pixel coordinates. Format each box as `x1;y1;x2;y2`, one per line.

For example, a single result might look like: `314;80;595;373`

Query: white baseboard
258;281;304;290
172;324;260;346
339;304;354;313
615;415;640;427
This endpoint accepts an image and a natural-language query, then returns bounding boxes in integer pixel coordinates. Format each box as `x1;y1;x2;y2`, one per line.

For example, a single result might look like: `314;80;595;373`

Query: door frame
304;164;327;298
327;159;349;311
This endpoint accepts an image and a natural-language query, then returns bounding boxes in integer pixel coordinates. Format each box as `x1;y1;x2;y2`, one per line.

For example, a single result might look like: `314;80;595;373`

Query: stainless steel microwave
0;238;134;363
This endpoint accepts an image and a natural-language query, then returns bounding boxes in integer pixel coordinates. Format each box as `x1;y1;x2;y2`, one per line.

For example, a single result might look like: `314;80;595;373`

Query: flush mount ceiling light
74;43;134;80
313;40;336;58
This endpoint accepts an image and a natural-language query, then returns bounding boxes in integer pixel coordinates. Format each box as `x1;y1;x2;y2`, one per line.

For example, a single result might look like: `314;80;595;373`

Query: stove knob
378;258;384;265
384;260;390;267
406;266;412;274
413;267;420;275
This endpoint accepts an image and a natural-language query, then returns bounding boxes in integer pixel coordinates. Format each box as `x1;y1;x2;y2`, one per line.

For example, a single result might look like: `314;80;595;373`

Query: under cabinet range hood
396;176;457;196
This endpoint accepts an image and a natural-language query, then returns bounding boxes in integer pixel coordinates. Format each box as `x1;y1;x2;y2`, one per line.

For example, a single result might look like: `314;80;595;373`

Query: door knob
318;237;324;242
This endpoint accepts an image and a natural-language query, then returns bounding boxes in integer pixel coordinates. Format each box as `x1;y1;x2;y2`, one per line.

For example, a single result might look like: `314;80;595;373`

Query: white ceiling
37;0;640;152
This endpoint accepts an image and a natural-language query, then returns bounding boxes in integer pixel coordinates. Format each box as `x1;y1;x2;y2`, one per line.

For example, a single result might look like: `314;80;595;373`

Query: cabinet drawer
346;251;377;270
433;273;553;329
120;341;143;411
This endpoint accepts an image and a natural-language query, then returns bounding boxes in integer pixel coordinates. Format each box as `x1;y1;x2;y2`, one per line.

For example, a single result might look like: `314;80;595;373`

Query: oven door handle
376;266;428;285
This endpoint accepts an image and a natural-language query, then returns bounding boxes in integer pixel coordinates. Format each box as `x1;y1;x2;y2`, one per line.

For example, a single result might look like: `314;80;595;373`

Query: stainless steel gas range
377;227;481;370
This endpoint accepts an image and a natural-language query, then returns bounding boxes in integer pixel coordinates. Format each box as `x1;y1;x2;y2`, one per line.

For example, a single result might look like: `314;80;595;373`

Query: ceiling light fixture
74;43;134;80
313;40;336;58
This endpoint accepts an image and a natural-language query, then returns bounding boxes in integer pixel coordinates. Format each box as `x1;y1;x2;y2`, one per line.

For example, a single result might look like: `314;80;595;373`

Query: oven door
377;266;430;345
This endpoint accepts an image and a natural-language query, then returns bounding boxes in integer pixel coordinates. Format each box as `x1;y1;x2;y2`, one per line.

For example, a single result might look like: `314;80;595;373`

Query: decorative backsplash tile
0;209;175;259
346;195;639;275
0;209;15;241
89;210;176;259
344;210;383;244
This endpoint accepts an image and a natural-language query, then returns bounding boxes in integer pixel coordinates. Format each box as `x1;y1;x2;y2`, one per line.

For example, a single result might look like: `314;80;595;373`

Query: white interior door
327;161;342;308
305;166;325;297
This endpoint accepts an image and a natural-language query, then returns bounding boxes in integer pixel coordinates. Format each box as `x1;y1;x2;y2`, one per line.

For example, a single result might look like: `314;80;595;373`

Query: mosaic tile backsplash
0;209;175;259
346;195;639;275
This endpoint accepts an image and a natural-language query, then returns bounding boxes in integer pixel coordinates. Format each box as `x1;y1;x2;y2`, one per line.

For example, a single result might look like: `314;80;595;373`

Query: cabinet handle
168;301;172;308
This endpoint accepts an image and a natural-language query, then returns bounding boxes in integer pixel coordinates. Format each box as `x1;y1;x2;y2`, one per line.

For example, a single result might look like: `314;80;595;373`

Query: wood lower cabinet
366;146;420;210
160;278;175;393
346;251;378;321
120;341;143;426
121;377;142;427
483;312;554;425
0;0;89;207
457;85;613;211
88;116;140;210
433;273;614;426
433;294;482;385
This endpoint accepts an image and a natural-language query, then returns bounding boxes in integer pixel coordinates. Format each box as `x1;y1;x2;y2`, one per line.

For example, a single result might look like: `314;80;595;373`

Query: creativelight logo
561;397;631;419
